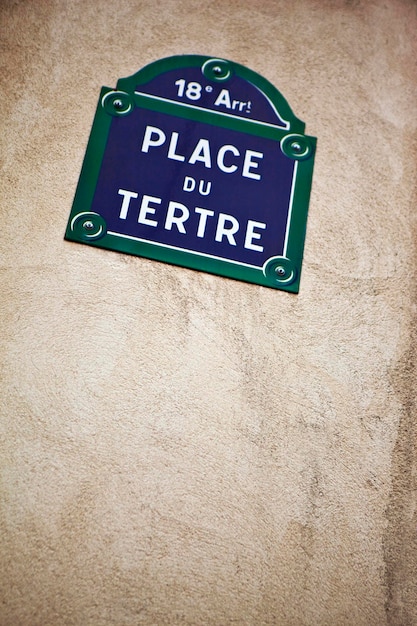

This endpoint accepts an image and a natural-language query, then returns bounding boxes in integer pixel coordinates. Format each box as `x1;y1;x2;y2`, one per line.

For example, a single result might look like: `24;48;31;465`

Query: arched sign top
65;56;316;292
117;55;305;134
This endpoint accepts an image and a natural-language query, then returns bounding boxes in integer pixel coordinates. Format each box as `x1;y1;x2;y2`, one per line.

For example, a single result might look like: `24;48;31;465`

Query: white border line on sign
134;91;290;131
107;157;296;271
107;231;262;270
283;160;298;258
108;95;297;266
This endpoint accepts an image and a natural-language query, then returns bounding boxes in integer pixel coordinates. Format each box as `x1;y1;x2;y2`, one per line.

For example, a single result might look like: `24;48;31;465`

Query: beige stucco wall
1;1;417;624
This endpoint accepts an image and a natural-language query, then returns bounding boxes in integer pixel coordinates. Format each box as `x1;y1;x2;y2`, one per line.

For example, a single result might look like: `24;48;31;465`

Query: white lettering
117;189;266;253
140;126;263;181
214;88;232;109
164;201;190;233
242;150;263;180
198;180;212;196
118;188;138;219
138;195;160;227
141;126;166;153
167;132;185;161
189;138;211;168
215;213;239;246
244;220;266;252
183;176;196;192
195;207;215;238
217;145;239;174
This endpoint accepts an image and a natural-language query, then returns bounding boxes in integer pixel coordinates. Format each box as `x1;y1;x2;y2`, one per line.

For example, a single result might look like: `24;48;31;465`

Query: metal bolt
292;142;302;153
83;220;94;230
213;66;223;75
275;266;286;277
113;99;123;109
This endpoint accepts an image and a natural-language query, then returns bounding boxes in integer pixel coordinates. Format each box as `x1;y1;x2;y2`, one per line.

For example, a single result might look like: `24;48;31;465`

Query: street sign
65;56;316;292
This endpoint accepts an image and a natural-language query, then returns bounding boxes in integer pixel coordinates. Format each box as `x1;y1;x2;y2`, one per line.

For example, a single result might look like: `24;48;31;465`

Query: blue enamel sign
65;56;316;292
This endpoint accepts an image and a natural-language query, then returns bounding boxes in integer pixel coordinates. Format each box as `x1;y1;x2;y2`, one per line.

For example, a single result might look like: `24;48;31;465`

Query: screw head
291;142;302;153
83;220;94;230
113;99;123;110
275;266;286;277
213;66;222;75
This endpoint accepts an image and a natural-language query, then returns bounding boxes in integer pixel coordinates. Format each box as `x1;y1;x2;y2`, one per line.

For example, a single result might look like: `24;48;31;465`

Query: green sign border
65;55;316;293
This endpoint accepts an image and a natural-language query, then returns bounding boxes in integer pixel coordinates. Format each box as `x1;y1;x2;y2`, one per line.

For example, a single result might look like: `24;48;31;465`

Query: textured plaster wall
1;1;417;624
